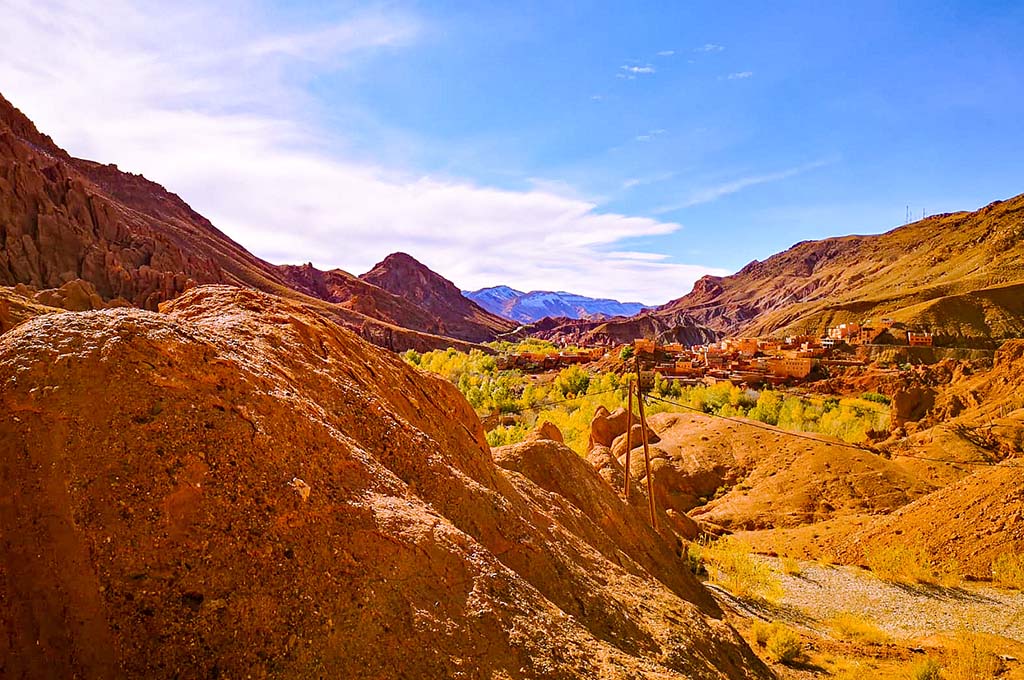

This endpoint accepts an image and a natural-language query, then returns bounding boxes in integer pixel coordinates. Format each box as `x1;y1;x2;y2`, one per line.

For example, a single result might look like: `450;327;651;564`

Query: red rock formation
360;252;517;342
0;92;507;351
0;285;768;679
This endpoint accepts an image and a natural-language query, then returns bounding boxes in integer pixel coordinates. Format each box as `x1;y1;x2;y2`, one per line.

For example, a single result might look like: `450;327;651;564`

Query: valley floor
709;555;1024;679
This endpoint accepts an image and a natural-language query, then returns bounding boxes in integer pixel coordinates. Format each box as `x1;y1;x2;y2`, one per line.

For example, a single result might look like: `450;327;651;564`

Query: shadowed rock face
0;285;769;680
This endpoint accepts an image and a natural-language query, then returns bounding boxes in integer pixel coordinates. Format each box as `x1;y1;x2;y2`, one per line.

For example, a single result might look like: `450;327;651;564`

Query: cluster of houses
635;319;934;387
496;347;606;371
823;318;933;347
496;318;934;386
637;337;823;386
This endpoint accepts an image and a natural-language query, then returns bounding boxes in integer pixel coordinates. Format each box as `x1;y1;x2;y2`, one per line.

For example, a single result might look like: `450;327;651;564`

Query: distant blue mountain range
464;285;645;324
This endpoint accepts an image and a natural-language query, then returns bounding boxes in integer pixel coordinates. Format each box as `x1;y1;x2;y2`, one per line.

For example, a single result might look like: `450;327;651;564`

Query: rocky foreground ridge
0;285;767;679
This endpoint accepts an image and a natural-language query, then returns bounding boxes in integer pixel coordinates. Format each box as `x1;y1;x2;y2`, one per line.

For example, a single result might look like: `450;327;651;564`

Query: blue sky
2;1;1023;303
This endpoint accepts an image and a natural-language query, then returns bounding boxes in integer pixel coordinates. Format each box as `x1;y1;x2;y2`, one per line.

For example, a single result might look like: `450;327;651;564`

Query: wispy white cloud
620;64;655;75
727;71;754;80
607;251;670;262
695;43;725;53
634;128;667;142
0;0;721;303
654;159;834;213
657;50;675;57
241;16;418;61
622;171;676;190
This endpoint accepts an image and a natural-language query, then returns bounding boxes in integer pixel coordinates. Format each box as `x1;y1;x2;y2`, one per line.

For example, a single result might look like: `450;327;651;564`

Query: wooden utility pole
623;378;634;498
634;356;657;529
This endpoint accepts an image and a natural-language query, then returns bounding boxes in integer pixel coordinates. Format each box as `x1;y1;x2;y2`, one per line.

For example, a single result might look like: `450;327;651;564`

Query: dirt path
712;557;1024;642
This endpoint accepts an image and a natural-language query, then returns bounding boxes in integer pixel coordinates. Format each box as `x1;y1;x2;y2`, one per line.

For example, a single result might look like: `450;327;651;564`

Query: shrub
829;612;889;644
619;345;634;360
685;541;705;576
750;620;803;665
765;625;803;664
908;657;942;680
700;537;782;602
866;545;959;586
553;365;590;397
991;553;1024;589
780;556;802;576
751;620;774;646
861;391;891;404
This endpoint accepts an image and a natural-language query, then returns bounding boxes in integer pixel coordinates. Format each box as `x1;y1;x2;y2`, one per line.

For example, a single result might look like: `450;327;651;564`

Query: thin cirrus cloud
634;128;667;142
727;71;754;80
0;0;726;304
653;159;835;215
620;64;656;75
695;43;725;53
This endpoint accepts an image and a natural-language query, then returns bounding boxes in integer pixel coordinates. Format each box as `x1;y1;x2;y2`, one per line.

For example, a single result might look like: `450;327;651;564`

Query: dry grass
829;612;890;645
751;620;774;646
906;657;942;680
943;630;1004;680
780;555;803;576
750;621;804;665
991;552;1024;589
765;625;803;664
696;537;783;602
865;545;960;586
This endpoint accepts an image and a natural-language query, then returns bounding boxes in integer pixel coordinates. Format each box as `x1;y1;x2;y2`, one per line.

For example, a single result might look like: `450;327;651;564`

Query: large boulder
587;405;631;450
525;420;564;443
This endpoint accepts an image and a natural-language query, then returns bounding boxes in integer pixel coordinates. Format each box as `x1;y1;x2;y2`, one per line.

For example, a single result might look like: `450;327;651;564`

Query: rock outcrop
360;253;517;343
0;285;768;679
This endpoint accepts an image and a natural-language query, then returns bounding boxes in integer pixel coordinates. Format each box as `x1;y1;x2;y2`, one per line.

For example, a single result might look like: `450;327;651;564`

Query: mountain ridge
359;253;516;343
466;285;645;323
586;197;1024;345
0;91;509;351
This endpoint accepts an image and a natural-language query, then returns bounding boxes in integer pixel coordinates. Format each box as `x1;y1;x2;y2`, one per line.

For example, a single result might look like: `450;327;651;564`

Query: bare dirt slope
824;464;1024;579
621;412;934;532
0;285;769;679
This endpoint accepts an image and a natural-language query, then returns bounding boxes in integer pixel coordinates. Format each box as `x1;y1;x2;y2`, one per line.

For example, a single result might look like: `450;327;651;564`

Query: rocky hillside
0;285;768;679
0;92;505;351
360;253;516;342
525;310;719;347
655;196;1024;342
466;285;645;323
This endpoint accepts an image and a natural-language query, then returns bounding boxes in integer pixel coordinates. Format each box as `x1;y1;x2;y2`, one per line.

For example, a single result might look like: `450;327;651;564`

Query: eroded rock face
0;285;768;680
0;93;507;352
642;412;934;532
589;405;628;449
891;387;937;426
525;420;565;443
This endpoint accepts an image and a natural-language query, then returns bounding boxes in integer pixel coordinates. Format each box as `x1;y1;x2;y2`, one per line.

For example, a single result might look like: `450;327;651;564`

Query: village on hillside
499;318;934;386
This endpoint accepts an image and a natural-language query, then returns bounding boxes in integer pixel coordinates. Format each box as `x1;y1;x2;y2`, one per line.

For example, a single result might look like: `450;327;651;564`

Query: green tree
554;365;591;397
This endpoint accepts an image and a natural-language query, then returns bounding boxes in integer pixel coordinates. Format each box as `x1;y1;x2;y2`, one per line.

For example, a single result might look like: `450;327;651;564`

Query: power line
479;381;1024;470
481;387;619;420
643;393;1024;469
